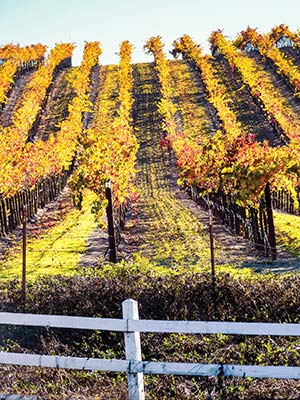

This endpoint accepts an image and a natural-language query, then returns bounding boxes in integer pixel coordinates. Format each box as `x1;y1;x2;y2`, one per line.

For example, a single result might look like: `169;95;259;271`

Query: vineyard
1;25;300;398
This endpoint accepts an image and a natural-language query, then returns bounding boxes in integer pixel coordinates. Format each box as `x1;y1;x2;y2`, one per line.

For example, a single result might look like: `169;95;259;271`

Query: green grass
274;211;300;257
130;63;214;270
0;190;99;280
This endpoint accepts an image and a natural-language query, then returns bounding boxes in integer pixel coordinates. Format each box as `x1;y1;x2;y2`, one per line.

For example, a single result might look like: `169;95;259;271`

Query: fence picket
122;299;145;400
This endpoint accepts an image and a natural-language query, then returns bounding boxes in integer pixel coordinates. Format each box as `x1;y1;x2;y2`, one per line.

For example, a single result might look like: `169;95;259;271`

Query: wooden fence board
1;300;300;399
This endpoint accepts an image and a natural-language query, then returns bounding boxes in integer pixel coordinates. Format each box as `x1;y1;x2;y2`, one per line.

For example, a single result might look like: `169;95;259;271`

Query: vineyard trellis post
208;203;216;285
265;183;277;260
208;200;217;312
105;181;117;263
22;205;27;309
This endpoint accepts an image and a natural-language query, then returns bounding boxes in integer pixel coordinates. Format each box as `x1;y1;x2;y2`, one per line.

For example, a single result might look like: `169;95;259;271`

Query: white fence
1;299;300;400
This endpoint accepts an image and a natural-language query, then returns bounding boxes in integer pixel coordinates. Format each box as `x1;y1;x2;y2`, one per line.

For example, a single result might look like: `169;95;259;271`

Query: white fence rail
1;299;300;399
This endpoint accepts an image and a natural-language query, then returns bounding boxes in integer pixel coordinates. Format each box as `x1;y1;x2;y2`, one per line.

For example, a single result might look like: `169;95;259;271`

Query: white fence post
122;299;145;400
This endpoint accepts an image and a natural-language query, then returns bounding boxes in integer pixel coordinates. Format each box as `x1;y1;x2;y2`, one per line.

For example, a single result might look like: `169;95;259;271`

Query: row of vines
1;26;300;256
0;41;101;235
70;40;138;224
145;30;300;259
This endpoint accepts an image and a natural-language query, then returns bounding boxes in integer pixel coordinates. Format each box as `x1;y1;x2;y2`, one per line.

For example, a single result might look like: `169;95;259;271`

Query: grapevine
146;35;299;206
0;44;47;106
70;40;138;214
0;42;100;197
235;27;300;92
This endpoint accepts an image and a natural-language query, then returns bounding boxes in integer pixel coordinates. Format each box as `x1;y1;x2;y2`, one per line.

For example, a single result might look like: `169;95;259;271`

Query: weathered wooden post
265;183;277;261
208;203;217;312
22;205;27;309
122;299;145;400
208;203;215;285
105;181;117;263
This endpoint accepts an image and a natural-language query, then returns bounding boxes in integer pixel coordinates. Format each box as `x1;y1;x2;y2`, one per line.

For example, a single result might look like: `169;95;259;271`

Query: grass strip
0;190;98;280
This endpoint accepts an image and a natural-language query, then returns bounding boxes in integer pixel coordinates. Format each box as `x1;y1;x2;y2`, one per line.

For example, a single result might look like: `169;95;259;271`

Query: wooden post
208;206;215;285
105;182;117;263
22;205;27;309
208;202;217;313
122;299;145;400
265;183;277;261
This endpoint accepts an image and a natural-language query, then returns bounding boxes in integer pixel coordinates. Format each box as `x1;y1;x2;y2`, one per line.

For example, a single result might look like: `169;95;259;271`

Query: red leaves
159;136;171;151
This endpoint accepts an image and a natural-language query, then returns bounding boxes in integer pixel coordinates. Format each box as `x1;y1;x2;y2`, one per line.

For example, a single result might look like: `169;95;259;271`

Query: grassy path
126;62;281;272
274;211;300;257
0;189;99;280
125;63;212;269
210;57;276;144
133;58;299;272
35;68;75;141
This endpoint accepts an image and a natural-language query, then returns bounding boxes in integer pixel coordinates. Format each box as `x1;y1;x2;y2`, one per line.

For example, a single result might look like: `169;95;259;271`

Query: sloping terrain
1;44;300;398
1;54;300;277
